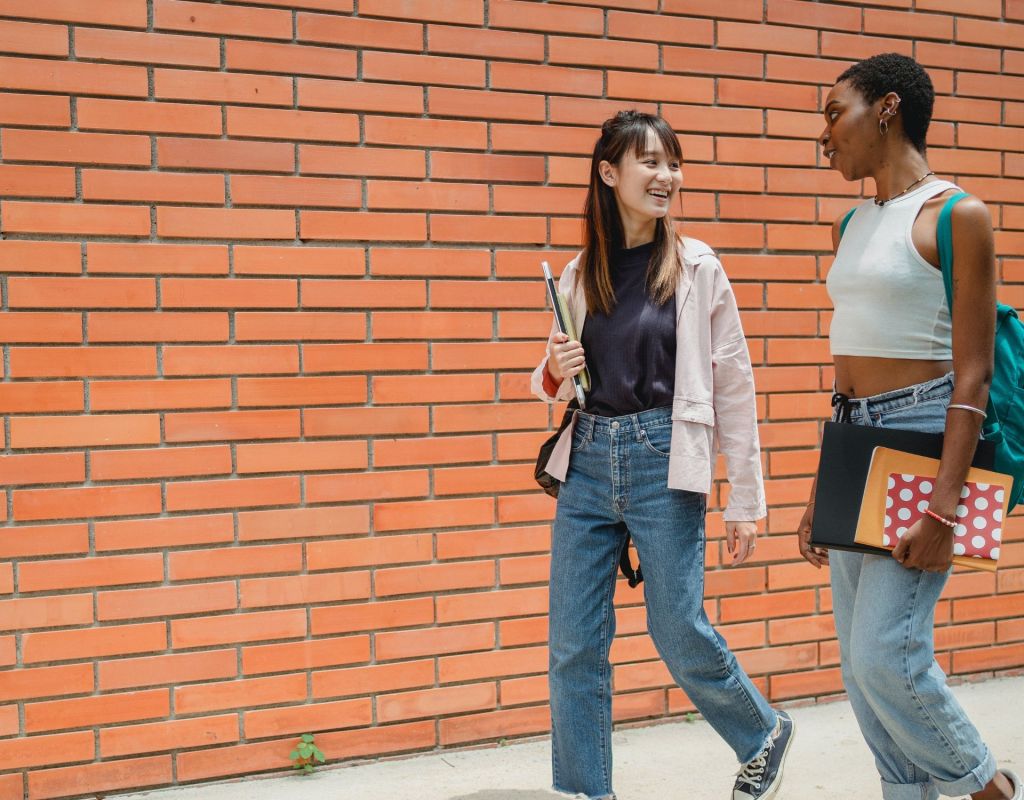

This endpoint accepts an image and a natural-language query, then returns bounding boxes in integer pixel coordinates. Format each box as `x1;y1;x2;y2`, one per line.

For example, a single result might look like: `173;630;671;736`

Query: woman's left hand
890;517;954;572
726;521;758;566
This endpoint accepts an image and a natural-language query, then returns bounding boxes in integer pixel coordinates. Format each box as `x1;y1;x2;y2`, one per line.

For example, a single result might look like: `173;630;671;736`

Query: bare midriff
834;355;953;399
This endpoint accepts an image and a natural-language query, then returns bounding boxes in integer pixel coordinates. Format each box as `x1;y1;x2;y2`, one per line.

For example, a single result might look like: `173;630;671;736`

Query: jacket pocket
671;397;715;461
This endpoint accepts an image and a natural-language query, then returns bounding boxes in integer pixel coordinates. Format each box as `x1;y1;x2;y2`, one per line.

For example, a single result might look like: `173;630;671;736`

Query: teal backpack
841;193;1024;510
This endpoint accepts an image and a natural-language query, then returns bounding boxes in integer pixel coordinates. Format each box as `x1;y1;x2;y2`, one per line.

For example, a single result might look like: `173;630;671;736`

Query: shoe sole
757;717;796;800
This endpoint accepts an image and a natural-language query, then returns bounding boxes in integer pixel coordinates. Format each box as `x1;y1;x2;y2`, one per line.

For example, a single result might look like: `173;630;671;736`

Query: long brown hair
580;110;683;316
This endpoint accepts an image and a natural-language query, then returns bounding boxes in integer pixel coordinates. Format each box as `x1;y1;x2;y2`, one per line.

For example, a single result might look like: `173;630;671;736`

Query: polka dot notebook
854;447;1012;572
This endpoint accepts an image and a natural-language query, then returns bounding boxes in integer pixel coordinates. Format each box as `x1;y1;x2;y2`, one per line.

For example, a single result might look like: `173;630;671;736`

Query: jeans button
611;420;619;429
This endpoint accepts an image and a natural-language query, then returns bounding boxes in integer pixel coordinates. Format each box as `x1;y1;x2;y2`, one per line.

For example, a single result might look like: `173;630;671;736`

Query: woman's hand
547;332;586;383
891;516;953;572
797;502;829;568
726;521;758;566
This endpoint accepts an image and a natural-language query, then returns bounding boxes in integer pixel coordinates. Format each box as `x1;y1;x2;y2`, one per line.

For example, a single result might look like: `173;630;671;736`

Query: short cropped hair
838;53;934;153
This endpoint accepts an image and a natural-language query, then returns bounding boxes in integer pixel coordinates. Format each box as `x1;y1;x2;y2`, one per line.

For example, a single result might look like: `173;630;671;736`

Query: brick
237;505;369;541
171;609;307;650
11;414;159;448
441;647;547;685
30;756;172;798
0;0;146;26
0;239;79;273
155;68;292;106
26;689;168;734
163;346;298;377
236;312;365;341
89;312;227;343
3;129;150;166
99;649;237;690
74;28;220;68
0;92;69;126
0;165;75;198
165;409;300;442
0;382;83;413
305;470;429;504
175;673;307;715
719;21;818;54
0;55;147;97
490;62;603;97
489;0;603;35
232;175;361;208
226;39;356;79
305;406;429;437
241;572;370;609
300;144;425;179
298;78;424;115
234;246;364;276
767;0;861;30
0;523;88;559
0;19;66;56
82;169;224;204
236;439;367;473
92;445;231;480
313;659;434;699
1;201;150;236
19;553;162;592
0;731;93;771
428;24;543;61
158;137;294;172
101;715;239;758
440;705;549;746
377;561;496;597
15;483;161;522
23;622;166;664
90;379;232;411
297;13;422;51
8;276;155;309
226;107;359;144
663;45;764;78
166;475;300;512
364;51;485;88
169;543;302;581
379;683;496;723
98;581;237;621
87;242;228;275
377;622;495;661
245;698;372;739
311;597;434;636
154;0;290;38
0;597;93;633
163;277;297;308
242;634;369;674
300;211;427;242
360;0;483;25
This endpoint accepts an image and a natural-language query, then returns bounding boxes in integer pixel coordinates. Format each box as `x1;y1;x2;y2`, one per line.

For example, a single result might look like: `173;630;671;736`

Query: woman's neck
870;147;934;204
619;214;657;249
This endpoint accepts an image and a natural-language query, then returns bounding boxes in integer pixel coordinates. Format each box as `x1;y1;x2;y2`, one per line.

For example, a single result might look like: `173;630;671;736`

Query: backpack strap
936;191;1001;440
839;206;857;240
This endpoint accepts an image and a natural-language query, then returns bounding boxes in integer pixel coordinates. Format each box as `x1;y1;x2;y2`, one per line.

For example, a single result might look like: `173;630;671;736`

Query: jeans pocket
641;424;672;457
571;424;589;453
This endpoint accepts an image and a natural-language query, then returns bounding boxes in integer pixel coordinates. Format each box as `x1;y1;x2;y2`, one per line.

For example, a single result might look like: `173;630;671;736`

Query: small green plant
290;733;326;774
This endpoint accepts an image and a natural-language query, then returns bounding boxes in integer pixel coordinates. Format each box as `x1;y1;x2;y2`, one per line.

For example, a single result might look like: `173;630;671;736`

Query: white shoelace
735;740;774;790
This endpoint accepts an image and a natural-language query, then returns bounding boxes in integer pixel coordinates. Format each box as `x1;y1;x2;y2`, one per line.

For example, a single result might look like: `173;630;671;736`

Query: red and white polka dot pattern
884;473;1004;562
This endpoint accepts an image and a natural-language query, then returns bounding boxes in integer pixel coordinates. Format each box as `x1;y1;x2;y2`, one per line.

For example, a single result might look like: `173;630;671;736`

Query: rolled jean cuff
552;785;615;800
932;748;997;798
879;778;938;800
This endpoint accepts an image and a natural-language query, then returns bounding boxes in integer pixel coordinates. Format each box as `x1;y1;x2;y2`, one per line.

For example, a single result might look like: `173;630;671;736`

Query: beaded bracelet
924;508;957;529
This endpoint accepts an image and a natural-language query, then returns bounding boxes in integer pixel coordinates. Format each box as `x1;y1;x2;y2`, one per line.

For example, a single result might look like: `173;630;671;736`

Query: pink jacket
531;237;766;522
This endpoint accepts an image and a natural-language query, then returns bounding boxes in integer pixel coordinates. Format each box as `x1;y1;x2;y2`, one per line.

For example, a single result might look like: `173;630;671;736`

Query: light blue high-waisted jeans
830;373;997;800
549;407;777;800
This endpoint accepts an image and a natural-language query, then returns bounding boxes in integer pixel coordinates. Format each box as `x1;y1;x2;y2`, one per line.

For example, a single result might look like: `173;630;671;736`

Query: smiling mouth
648;189;669;200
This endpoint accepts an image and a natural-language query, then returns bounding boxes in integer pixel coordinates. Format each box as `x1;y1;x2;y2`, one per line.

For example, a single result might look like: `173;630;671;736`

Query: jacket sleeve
531;263;579;404
708;257;767;522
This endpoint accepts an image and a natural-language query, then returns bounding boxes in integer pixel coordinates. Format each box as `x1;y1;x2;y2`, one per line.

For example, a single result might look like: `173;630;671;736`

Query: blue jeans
549;407;776;800
830;373;997;800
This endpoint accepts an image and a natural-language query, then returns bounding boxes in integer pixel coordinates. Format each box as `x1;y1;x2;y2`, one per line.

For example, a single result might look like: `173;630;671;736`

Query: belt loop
857;397;870;422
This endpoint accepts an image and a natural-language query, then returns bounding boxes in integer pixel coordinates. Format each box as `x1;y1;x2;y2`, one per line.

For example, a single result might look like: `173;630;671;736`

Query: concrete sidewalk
118;676;1023;800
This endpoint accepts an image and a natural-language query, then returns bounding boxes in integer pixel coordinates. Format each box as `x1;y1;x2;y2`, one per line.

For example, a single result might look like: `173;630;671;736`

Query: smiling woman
530;111;794;800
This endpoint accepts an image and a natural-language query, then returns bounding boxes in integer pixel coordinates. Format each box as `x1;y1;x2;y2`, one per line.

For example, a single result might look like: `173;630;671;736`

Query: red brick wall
1;1;1022;797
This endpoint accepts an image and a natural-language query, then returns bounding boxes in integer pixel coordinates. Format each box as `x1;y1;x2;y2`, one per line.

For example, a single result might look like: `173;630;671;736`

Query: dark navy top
581;241;677;417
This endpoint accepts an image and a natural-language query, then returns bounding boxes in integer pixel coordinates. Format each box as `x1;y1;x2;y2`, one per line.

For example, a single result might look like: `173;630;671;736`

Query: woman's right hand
797;502;829;568
547;332;586;383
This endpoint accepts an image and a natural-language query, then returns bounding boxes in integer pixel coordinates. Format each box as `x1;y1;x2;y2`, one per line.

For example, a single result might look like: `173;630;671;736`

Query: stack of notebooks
811;422;1007;572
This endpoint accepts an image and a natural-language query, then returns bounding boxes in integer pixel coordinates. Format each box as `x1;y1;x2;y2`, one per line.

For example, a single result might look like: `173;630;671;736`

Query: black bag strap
620;533;643;587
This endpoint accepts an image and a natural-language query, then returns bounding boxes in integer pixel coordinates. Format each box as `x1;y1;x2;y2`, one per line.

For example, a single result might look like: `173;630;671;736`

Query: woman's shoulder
678;236;722;271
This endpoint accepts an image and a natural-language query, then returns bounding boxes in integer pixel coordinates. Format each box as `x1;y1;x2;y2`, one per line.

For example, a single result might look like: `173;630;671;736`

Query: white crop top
827;180;959;359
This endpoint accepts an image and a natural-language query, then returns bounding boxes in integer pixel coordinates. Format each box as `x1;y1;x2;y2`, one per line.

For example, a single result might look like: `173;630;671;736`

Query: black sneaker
732;710;795;800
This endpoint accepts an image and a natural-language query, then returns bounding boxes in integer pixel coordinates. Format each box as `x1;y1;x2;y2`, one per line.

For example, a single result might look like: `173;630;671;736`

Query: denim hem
552;784;615;800
931;747;997;797
879;777;939;800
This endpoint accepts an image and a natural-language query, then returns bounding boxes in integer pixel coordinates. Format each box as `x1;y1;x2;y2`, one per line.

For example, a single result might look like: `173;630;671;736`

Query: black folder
809;421;997;555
